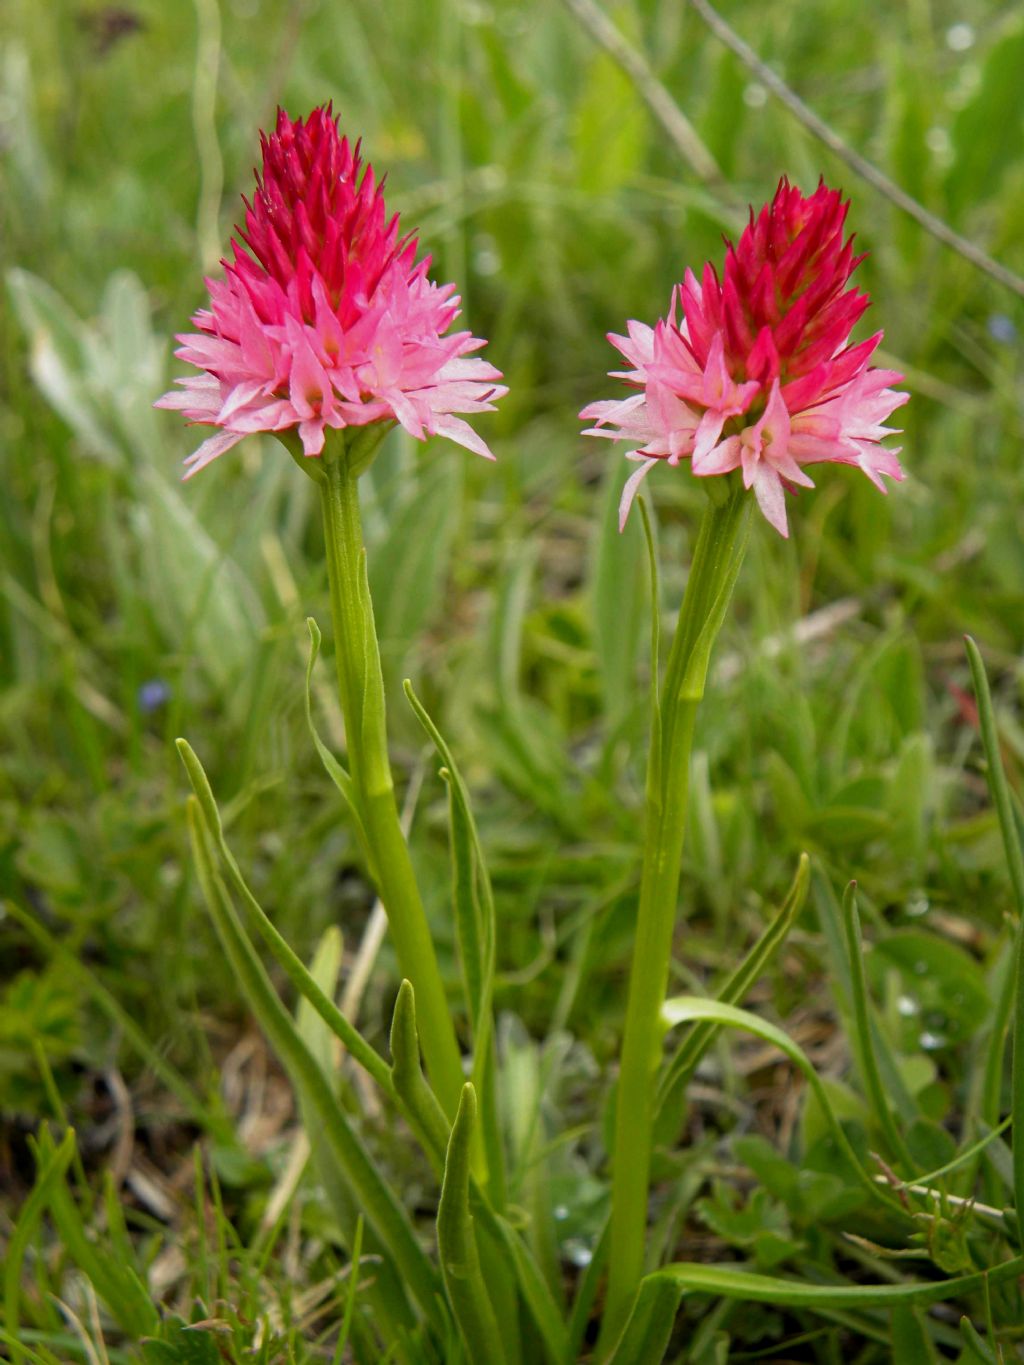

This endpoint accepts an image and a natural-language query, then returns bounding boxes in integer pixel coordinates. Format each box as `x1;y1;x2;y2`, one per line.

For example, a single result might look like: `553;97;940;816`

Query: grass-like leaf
841;880;915;1170
403;679;506;1204
185;795;440;1332
176;737;392;1093
660;996;901;1215
965;635;1024;1249
4;1128;76;1362
656;852;810;1123
437;1084;509;1365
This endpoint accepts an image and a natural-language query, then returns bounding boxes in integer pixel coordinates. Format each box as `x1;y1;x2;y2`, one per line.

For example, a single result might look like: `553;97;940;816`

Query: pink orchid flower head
157;104;506;477
581;176;907;537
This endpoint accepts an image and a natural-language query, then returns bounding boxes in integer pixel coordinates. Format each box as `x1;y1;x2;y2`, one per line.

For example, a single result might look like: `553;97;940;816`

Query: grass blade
655;1256;1024;1307
965;635;1024;1248
890;1306;939;1363
4;903;227;1141
656;853;810;1122
332;1216;365;1365
566;1218;609;1364
29;1128;158;1338
841;881;915;1170
4;1128;77;1362
660;996;902;1216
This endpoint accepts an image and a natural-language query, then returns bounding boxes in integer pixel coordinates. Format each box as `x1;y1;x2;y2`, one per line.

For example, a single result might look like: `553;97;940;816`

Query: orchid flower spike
581;177;908;537
157;104;506;477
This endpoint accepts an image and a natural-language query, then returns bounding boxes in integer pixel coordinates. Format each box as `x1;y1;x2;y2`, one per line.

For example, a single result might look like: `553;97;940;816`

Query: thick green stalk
600;486;751;1350
315;435;464;1120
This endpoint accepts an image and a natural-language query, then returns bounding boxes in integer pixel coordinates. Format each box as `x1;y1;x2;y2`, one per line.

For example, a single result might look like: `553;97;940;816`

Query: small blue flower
138;679;171;713
987;314;1017;345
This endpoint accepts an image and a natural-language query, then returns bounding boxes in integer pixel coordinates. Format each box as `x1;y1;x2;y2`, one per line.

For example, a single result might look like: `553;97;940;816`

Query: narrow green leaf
890;1305;939;1363
4;901;224;1139
4;1128;76;1362
902;1115;1013;1189
661;997;900;1215
966;635;1024;1249
176;738;392;1093
31;1127;158;1337
403;681;505;1204
443;764;486;1030
841;881;915;1170
977;945;1016;1184
470;1207;569;1365
101;1167;137;1270
813;872;917;1123
389;979;451;1170
390;982;566;1364
0;1329;64;1365
403;681;495;1023
604;1272;682;1365
566;1218;610;1364
333;1216;366;1365
651;1253;1024;1307
185;796;440;1330
959;1315;999;1364
437;1084;509;1365
656;853;810;1121
965;638;1024;914
383;1018;569;1365
296;925;344;1078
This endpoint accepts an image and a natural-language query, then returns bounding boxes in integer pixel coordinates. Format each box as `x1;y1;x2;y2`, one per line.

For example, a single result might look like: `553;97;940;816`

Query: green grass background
2;0;1024;1358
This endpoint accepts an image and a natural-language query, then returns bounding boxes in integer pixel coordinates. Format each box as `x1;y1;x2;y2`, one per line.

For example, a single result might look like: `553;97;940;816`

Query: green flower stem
601;485;752;1350
315;433;464;1121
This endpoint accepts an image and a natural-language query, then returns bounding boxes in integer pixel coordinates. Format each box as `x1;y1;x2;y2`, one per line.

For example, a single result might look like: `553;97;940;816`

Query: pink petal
619;457;659;531
752;463;789;537
692;408;727;466
182;430;247;479
430;413;497;460
692;434;741;478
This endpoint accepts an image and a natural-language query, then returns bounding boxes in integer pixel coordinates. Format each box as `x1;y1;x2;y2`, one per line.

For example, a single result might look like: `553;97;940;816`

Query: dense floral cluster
582;178;907;535
157;105;504;475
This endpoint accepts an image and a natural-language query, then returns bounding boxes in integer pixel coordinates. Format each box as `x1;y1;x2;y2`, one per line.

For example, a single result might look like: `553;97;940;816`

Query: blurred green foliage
1;0;1023;1358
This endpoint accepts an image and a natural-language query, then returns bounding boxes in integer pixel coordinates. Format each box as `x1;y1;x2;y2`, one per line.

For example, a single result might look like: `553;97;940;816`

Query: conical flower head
240;108;404;328
581;176;907;536
714;177;869;384
157;105;505;476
